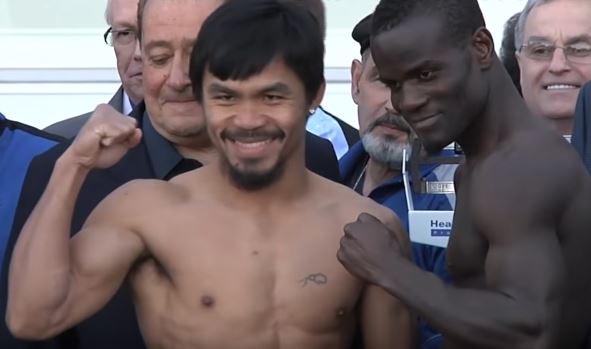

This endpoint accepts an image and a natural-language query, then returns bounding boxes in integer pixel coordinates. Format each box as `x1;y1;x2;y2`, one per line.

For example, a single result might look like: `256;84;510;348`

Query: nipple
201;295;215;308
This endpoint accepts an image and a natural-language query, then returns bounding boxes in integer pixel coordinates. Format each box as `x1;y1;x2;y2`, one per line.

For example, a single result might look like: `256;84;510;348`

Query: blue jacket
0;113;62;261
340;141;456;349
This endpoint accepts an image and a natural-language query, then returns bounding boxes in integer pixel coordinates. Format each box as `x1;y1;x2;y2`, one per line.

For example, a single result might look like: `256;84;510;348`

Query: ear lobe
351;59;362;105
472;27;494;69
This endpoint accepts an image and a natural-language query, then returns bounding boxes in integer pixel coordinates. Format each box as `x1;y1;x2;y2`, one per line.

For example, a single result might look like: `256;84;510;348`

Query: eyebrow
527;35;591;45
565;34;591;45
257;82;292;95
143;40;173;52
111;21;136;30
206;83;238;95
206;81;293;96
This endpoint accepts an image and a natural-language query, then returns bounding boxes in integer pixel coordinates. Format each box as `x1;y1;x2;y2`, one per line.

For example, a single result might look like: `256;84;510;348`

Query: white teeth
235;140;270;148
546;84;578;90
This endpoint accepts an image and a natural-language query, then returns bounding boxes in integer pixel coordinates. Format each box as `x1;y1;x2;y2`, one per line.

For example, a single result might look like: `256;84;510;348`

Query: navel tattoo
300;273;328;287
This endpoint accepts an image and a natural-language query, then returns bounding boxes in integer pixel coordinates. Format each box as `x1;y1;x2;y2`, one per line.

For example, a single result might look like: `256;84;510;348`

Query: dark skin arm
338;153;568;349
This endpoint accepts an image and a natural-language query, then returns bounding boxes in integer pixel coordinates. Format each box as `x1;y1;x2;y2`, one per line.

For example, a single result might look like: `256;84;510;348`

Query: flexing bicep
362;285;416;349
45;190;146;334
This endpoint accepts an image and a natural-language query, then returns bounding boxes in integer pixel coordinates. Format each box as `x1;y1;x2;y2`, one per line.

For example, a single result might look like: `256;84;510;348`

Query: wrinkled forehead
110;0;140;26
142;0;223;42
524;1;591;43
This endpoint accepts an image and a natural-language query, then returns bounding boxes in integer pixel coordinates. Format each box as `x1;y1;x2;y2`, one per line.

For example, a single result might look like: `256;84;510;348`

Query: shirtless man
337;0;591;348
6;0;414;348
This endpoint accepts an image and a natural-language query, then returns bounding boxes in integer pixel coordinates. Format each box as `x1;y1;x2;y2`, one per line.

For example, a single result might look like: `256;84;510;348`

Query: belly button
201;295;215;308
336;308;347;317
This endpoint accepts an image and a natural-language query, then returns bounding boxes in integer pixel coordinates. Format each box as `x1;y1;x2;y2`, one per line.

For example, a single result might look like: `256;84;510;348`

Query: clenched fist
64;104;142;169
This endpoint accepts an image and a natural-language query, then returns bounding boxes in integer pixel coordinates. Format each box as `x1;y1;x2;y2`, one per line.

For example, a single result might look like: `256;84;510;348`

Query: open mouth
544;84;580;90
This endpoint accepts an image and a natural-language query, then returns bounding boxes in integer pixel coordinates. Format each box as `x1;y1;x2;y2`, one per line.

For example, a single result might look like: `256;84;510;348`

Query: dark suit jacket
0;103;339;349
318;106;360;147
43;87;125;139
573;81;591;175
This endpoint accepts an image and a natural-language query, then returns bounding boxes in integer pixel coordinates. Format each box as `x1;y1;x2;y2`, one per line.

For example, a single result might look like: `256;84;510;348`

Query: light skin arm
360;211;416;349
6;105;146;339
339;160;567;349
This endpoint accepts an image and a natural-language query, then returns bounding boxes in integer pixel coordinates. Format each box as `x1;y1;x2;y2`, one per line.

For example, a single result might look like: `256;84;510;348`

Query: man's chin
226;162;285;191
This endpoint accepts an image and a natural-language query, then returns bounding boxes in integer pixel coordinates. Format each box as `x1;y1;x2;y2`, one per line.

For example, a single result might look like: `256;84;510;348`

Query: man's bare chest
130;208;362;325
446;186;488;287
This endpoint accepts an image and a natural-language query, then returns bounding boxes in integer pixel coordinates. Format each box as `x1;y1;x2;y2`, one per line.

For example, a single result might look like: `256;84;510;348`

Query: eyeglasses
519;42;591;64
103;27;138;47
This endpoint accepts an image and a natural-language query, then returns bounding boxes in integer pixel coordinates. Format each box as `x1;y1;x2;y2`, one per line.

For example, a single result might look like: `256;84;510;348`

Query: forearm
7;151;90;337
381;257;544;348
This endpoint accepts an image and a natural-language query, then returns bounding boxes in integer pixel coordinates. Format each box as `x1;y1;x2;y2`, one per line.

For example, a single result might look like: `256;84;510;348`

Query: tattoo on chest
300;273;328;287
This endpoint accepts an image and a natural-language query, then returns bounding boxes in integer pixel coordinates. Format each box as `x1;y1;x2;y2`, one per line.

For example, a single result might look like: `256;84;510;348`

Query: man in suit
44;0;143;138
0;0;339;348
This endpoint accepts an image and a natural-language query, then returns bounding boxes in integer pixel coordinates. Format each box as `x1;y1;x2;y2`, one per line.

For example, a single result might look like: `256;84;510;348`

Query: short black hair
190;0;325;103
352;14;372;55
500;12;522;95
286;0;326;39
372;0;486;47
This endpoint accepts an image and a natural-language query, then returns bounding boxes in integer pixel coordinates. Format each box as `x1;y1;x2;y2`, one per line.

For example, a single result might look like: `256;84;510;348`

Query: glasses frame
518;42;591;64
103;27;138;47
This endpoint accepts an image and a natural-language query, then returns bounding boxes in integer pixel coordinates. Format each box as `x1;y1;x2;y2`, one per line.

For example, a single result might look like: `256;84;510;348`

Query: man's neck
176;144;218;165
456;63;531;160
549;117;573;137
215;152;310;210
362;157;401;196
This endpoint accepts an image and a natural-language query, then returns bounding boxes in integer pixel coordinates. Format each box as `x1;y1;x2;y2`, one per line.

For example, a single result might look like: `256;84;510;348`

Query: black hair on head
190;0;325;103
371;0;486;47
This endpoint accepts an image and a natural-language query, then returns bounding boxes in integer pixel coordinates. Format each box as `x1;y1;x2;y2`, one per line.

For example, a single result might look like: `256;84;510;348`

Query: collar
122;92;134;116
340;141;450;191
133;102;185;179
0;112;6;136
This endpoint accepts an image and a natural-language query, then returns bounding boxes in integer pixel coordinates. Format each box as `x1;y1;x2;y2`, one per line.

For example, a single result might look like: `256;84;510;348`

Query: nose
132;39;141;62
548;48;571;74
166;54;191;91
233;102;266;130
391;84;428;115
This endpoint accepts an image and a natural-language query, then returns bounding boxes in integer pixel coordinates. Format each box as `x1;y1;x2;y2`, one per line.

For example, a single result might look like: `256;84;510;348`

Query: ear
311;80;326;110
471;27;495;69
350;59;363;105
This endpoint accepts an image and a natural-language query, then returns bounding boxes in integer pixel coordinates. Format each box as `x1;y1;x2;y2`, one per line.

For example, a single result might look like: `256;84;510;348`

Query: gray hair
514;0;553;49
105;0;113;25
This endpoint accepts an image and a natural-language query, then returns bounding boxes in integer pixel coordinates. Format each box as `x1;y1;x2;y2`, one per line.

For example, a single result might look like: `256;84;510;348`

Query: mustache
162;89;195;103
368;110;412;133
221;128;286;141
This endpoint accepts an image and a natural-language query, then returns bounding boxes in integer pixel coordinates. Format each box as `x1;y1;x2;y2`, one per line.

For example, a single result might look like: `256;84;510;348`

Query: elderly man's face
517;0;591;135
141;0;223;144
110;0;143;104
351;53;411;168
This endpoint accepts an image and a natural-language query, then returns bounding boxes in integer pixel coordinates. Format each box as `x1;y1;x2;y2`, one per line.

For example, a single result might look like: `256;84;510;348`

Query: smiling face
141;0;223;143
516;0;591;134
202;57;324;190
371;13;488;153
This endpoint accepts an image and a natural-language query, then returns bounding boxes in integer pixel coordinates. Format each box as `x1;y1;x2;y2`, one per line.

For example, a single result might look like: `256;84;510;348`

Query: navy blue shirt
0;113;63;261
340;141;456;349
